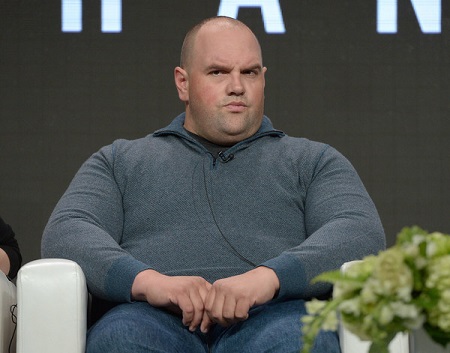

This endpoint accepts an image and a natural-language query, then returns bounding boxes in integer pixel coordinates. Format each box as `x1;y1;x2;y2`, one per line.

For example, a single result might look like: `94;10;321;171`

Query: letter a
218;0;286;33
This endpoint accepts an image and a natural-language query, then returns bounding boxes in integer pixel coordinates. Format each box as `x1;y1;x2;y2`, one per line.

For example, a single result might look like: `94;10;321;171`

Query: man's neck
185;130;233;158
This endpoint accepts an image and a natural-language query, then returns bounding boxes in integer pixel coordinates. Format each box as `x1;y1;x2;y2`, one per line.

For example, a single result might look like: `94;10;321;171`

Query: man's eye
211;71;222;76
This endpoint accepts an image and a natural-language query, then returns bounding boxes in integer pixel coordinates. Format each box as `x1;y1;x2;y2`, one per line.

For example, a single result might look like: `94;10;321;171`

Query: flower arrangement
301;226;450;353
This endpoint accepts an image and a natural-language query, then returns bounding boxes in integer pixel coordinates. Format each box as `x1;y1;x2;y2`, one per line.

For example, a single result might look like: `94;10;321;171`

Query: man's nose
227;73;245;95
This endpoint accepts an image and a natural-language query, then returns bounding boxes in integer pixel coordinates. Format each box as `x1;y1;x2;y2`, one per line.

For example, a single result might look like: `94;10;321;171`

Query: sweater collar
153;113;285;141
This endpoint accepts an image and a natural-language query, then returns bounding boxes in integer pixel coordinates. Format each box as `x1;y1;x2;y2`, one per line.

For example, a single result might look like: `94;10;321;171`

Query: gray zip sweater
42;113;385;303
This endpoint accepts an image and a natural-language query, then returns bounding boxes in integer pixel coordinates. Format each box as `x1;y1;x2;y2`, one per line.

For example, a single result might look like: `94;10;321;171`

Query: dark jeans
86;299;340;353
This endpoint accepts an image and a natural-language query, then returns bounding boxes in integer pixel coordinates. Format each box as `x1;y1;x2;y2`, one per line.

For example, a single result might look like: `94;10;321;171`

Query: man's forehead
203;54;263;69
196;20;257;43
195;27;261;58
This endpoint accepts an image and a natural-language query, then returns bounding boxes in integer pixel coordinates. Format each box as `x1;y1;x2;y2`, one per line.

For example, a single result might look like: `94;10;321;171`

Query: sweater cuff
260;253;307;300
105;256;151;302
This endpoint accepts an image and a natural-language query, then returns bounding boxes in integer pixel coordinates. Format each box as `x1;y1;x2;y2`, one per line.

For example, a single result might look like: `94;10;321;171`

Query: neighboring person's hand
200;266;280;333
131;269;212;332
0;248;11;277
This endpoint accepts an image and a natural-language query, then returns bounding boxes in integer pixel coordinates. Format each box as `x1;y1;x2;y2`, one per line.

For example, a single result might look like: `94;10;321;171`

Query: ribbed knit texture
42;113;385;302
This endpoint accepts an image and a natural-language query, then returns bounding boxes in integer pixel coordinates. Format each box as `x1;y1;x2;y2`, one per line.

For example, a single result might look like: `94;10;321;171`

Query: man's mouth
225;101;247;112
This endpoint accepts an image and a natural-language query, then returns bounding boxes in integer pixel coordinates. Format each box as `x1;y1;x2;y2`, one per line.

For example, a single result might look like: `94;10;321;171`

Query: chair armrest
16;259;88;353
0;271;16;353
340;326;409;353
339;261;409;353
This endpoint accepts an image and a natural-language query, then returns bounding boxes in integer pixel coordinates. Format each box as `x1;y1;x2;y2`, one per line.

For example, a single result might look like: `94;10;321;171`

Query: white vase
410;328;450;353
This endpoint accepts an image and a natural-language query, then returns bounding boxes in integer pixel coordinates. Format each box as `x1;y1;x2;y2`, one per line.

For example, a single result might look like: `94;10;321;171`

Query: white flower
305;298;326;315
372;248;413;301
426;255;450;290
379;305;394;325
301;227;450;353
322;311;338;331
414;257;427;270
360;280;378;304
338;298;361;316
390;302;424;328
427;241;438;257
412;234;426;245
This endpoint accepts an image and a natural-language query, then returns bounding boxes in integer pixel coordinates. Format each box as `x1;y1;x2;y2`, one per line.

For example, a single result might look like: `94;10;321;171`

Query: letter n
62;0;122;33
377;0;441;33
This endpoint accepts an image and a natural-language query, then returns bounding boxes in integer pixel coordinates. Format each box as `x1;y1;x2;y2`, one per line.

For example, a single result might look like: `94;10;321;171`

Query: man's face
175;24;267;146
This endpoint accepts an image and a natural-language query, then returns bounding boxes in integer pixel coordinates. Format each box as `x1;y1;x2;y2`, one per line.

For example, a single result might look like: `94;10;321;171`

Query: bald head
180;16;263;70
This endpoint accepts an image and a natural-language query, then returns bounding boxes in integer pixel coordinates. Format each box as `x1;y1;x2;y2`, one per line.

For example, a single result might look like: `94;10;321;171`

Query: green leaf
423;322;450;348
396;226;428;245
311;270;343;283
368;341;390;353
414;288;439;309
312;270;368;286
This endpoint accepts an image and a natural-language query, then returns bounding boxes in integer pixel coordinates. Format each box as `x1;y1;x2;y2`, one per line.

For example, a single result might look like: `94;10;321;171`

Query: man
42;16;385;352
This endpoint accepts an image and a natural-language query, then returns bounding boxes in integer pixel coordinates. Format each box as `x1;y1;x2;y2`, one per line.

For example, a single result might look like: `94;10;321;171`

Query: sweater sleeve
261;144;386;300
41;143;151;302
0;217;22;279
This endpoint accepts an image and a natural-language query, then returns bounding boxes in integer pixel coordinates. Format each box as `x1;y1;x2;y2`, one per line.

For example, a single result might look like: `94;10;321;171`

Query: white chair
0;271;16;353
16;259;409;353
16;259;87;353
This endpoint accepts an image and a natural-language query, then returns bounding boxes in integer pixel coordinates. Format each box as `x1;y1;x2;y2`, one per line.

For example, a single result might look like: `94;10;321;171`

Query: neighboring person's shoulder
0;216;22;279
0;216;14;241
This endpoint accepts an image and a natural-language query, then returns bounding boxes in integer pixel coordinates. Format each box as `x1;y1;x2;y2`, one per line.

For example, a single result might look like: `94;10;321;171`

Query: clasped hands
131;266;280;333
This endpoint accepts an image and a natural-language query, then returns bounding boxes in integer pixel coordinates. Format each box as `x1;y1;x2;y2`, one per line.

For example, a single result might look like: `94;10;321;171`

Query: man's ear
174;67;189;102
